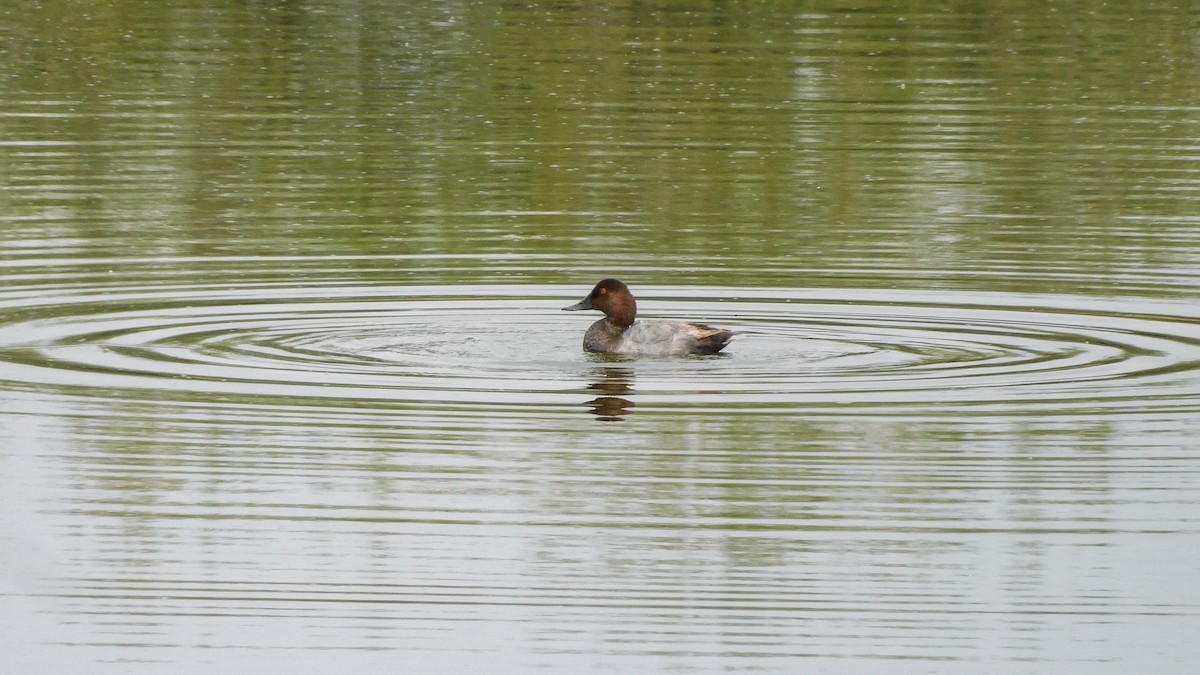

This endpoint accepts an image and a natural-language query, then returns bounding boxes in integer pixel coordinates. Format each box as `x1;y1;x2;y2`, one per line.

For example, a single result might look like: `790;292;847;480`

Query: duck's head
562;278;637;327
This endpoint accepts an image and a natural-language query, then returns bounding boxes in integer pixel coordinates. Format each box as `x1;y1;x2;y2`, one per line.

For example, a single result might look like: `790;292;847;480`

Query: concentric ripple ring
1;284;1198;415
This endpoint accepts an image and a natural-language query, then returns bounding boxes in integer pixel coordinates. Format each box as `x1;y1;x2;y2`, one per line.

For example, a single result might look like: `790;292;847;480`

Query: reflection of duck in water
586;367;634;421
563;279;741;356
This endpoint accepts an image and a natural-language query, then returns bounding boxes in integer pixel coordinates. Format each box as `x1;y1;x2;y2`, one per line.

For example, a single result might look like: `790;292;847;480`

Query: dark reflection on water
3;0;1200;673
584;366;635;421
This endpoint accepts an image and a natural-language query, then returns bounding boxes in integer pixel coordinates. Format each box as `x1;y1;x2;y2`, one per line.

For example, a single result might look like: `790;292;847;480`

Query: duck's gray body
582;318;737;356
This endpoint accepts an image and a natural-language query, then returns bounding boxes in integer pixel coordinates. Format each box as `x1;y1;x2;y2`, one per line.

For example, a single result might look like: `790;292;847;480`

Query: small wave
0;283;1197;417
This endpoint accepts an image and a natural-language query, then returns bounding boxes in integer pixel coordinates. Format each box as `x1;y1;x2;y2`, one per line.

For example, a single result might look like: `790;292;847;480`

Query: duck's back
615;320;737;356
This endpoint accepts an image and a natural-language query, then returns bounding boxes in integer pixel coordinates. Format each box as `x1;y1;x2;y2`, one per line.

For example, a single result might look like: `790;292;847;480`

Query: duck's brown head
562;278;637;327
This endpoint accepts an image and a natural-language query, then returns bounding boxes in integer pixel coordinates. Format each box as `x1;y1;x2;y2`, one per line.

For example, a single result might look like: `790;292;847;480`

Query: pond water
3;1;1200;672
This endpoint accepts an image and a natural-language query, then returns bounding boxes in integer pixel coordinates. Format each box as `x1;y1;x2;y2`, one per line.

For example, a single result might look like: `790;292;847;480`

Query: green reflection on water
2;1;1198;295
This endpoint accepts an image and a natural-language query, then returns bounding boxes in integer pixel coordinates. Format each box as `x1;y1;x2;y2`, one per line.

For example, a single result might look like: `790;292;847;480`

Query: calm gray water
3;1;1200;672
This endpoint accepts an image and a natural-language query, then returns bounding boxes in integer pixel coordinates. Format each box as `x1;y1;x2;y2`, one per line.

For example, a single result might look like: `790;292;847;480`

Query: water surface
2;1;1200;673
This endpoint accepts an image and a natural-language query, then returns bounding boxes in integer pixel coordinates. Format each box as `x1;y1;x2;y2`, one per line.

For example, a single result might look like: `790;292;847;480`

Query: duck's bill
562;297;593;311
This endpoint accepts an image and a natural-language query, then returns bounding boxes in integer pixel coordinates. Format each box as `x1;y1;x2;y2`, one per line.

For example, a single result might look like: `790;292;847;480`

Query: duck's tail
692;325;744;354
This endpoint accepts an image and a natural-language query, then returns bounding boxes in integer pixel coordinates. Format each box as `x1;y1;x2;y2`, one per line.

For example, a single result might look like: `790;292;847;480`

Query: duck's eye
598;288;607;295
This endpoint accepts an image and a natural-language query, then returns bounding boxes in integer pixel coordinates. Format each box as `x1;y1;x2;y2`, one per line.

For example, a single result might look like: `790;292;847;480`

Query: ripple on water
0;282;1198;417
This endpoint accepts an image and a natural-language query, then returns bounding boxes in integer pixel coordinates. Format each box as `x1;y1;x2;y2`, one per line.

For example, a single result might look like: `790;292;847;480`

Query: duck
562;278;740;356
